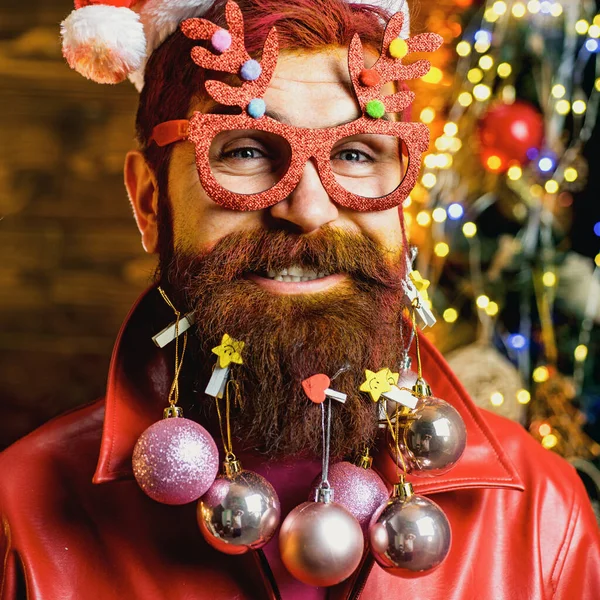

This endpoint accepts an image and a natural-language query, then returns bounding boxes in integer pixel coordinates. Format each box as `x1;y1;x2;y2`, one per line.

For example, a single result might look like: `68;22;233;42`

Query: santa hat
61;0;410;91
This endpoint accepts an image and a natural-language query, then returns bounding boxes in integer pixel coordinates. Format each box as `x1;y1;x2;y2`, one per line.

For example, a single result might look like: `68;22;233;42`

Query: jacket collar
93;287;524;494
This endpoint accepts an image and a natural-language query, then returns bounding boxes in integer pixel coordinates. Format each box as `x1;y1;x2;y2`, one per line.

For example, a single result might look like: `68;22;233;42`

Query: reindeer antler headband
150;1;442;212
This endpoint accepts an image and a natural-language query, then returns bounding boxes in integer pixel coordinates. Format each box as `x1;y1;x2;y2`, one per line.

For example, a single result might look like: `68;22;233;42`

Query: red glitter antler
180;0;278;112
349;12;443;116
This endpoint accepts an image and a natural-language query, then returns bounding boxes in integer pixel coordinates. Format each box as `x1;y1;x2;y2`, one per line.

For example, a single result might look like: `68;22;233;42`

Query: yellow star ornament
410;270;431;294
211;334;245;369
360;368;399;402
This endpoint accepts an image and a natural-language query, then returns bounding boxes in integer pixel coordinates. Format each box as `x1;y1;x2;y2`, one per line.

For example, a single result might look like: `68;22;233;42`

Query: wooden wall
0;0;155;448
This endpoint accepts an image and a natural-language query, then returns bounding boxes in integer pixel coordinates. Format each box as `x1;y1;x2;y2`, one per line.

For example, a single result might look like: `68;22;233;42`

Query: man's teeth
265;266;329;282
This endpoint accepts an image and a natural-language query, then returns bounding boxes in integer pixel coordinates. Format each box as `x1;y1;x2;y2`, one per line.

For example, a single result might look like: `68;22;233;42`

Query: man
0;0;598;598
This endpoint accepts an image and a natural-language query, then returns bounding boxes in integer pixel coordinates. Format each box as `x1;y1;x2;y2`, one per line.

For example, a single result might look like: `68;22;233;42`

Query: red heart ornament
302;374;331;404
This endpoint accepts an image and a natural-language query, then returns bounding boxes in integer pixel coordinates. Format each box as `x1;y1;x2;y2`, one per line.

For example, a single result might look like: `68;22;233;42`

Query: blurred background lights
551;84;566;98
542;271;557;287
512;2;526;17
538;156;554;172
538;423;552;437
422;173;437;189
550;2;562;16
434;242;450;257
508;333;528;350
542;434;558;449
493;0;507;14
564;167;578;182
486;155;503;171
544;180;559;194
572;99;587;114
468;68;484;83
490;392;505;406
432;207;447;223
527;0;541;14
533;366;550;382
447;202;465;220
420;107;436;123
497;62;512;78
485;301;499;316
589;24;600;37
456;40;472;56
476;294;490;309
444;122;458;136
479;55;494;70
555;99;571;114
443;307;458;323
575;19;589;34
585;39;599;53
574;344;588;362
416;210;432;226
507;165;523;180
473;83;492;101
516;389;531;404
422;66;444;84
462;221;478;237
458;91;473;106
593;221;600;237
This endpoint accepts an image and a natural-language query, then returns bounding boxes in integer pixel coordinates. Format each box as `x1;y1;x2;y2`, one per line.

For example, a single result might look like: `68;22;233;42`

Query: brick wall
0;0;155;448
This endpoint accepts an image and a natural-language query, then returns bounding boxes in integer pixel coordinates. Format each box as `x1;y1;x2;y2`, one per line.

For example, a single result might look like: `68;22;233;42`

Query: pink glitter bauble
132;417;219;505
309;462;389;532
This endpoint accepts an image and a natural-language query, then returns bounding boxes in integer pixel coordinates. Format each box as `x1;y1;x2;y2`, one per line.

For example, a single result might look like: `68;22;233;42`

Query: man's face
128;47;410;458
166;47;403;272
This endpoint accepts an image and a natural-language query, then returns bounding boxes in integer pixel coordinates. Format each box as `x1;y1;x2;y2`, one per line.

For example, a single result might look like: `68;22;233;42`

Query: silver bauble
390;395;467;477
197;461;280;555
369;485;451;577
279;500;364;587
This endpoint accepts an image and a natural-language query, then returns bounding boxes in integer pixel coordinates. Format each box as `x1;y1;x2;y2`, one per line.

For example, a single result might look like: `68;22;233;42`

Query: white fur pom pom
353;0;410;38
61;5;147;84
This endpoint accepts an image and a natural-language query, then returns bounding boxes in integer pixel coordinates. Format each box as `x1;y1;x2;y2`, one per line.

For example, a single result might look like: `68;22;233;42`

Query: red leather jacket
1;289;599;600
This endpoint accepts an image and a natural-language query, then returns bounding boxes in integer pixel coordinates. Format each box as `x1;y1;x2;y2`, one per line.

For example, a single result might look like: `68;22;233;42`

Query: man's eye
222;147;266;160
334;149;372;162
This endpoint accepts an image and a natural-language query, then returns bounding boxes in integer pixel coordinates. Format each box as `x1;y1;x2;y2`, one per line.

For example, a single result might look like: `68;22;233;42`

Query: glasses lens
331;134;403;199
209;130;292;194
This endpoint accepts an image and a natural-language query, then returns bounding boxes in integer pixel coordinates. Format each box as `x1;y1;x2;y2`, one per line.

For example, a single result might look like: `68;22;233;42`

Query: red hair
137;0;390;179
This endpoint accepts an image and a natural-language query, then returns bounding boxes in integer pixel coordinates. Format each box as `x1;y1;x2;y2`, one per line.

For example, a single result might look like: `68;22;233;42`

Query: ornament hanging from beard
158;224;412;460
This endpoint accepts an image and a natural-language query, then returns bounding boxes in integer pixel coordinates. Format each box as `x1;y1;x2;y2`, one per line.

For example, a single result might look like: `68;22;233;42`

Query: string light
474;33;492;53
497;62;512;78
574;344;588;361
527;0;541;14
572;100;587;115
575;19;589;35
458;92;473;106
564;167;578;182
422;173;437;189
443;308;458;323
456;41;472;56
422;66;443;84
507;165;522;180
437;153;453;168
508;333;528;350
516;389;531;404
538;423;552;437
484;8;500;23
585;39;599;52
434;242;450;257
416;210;432;226
486;155;503;171
555;99;570;115
533;366;550;383
550;2;562;16
542;271;557;287
512;2;526;17
435;136;452;151
551;84;566;98
542;434;558;449
468;68;484;83
544;180;559;194
420;107;436;123
449;138;462;152
485;301;499;316
462;221;478;237
424;154;438;168
530;184;544;197
594;221;600;237
479;55;494;70
476;295;490;309
501;85;516;103
493;0;507;14
490;392;505;406
538;157;554;172
432;207;447;223
473;84;492;101
595;253;600;267
589;24;600;38
444;122;458;136
447;203;464;220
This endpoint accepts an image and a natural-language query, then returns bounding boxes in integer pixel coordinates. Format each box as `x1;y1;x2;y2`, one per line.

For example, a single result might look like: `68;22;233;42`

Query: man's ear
125;150;160;254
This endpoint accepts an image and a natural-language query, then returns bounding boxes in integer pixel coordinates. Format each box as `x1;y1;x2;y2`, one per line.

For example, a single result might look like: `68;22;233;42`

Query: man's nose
269;160;339;233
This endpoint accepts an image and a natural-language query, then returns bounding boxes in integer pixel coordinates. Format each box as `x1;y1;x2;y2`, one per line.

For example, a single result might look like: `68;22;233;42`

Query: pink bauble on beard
132;418;219;505
309;462;389;532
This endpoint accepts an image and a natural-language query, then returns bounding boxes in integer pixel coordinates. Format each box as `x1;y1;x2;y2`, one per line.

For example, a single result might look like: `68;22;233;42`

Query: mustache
163;226;405;290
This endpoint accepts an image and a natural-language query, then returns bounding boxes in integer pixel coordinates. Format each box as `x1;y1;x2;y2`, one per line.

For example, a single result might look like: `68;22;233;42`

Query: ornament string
158;287;188;407
410;301;424;381
215;379;241;462
320;397;333;489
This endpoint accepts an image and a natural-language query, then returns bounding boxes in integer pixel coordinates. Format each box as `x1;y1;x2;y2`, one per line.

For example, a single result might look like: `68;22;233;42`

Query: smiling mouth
245;265;346;294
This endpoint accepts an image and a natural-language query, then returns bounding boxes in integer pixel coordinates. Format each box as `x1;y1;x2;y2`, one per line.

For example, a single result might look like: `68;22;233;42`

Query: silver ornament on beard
198;459;280;554
369;482;451;577
388;382;467;477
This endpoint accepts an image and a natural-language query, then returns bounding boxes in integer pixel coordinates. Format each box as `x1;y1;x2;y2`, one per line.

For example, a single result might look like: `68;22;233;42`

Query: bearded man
0;0;598;599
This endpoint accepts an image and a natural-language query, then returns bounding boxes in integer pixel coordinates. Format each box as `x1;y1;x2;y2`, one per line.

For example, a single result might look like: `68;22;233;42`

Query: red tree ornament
478;101;544;172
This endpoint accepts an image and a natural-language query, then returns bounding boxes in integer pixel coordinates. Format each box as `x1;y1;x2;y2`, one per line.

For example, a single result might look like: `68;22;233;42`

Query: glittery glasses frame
151;112;429;212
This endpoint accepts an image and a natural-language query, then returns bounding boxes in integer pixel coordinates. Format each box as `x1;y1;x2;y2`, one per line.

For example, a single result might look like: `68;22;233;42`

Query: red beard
161;226;410;459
